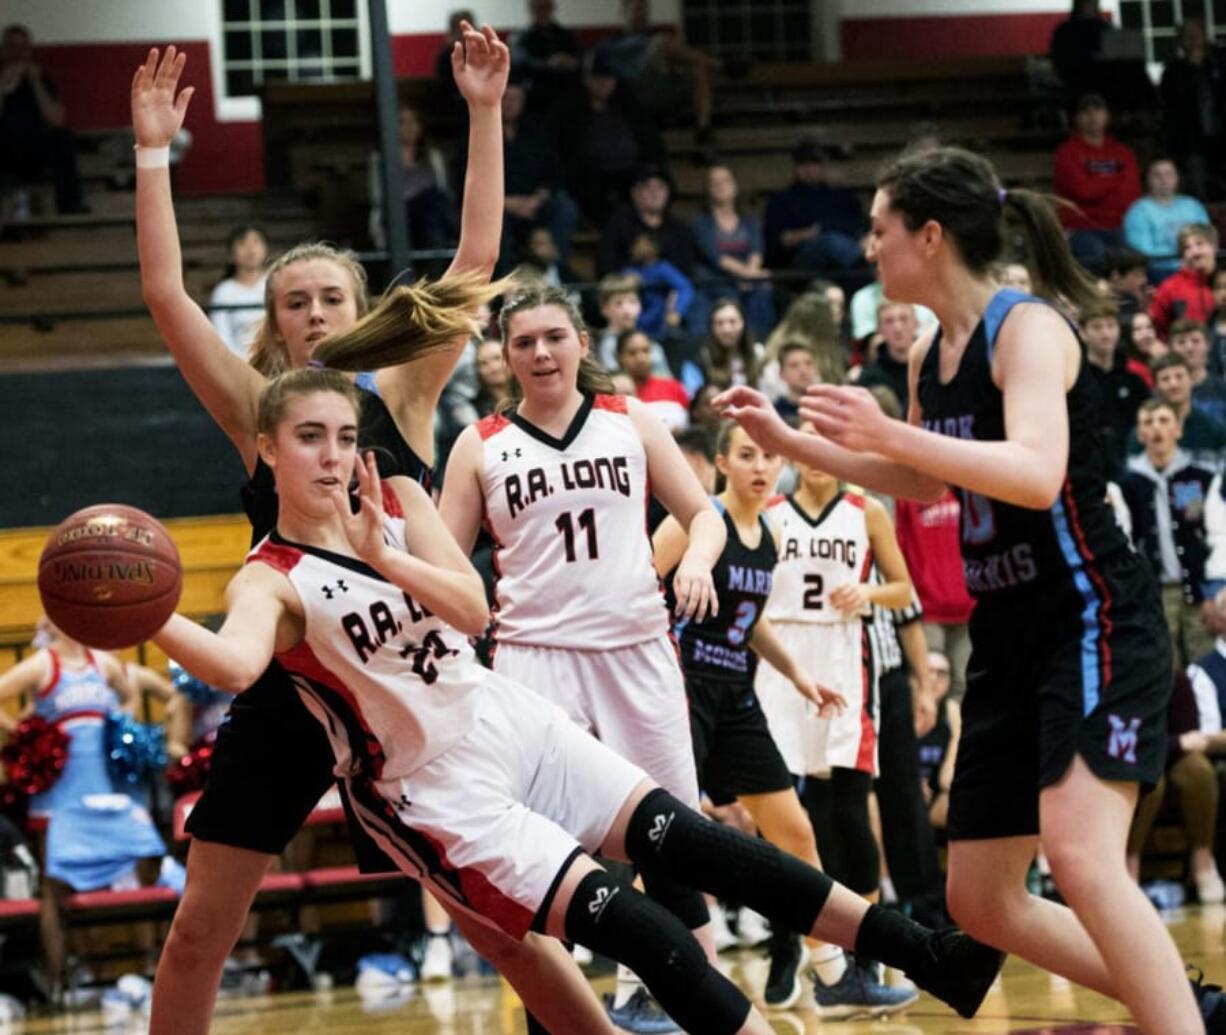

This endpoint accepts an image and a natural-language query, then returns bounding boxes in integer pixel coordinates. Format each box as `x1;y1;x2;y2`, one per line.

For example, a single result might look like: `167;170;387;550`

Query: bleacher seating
0;56;1071;371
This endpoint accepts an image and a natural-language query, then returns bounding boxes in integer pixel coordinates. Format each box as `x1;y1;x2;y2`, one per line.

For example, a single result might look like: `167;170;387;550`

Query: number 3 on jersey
727;600;758;645
556;507;598;563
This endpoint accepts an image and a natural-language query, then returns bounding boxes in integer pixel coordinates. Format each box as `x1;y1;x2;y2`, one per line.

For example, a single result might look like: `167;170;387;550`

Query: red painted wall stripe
35;40;264;195
841;12;1064;60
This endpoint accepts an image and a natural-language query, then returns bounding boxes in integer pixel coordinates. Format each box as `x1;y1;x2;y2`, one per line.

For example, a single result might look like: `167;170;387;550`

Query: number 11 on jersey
556;507;599;563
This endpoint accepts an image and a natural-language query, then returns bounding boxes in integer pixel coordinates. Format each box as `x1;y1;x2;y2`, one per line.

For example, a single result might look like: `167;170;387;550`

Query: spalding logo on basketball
37;504;183;650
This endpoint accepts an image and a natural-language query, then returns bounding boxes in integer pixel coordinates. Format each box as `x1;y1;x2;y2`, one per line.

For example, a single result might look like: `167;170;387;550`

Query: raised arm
133;47;265;469
800;305;1074;510
438;424;488;555
152;564;293;693
336;454;490;636
378;22;509;439
630;398;725;619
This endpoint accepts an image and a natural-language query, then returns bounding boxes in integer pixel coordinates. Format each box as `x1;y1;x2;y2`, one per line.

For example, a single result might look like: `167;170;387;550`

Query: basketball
37;504;182;650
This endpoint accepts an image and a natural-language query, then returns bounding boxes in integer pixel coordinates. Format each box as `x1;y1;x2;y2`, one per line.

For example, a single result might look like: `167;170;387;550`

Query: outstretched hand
799;384;894;455
332;452;388;566
711;385;792;454
673;555;719;623
452;21;510;108
131;46;194;149
793;676;846;719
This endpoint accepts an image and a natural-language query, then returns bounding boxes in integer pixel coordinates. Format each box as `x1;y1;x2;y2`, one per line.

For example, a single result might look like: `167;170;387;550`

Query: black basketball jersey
916;289;1128;598
241;372;432;545
673;502;778;681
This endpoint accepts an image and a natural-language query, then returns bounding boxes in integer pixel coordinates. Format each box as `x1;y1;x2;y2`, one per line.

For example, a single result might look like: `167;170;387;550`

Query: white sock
812;945;847;986
613;965;642;1008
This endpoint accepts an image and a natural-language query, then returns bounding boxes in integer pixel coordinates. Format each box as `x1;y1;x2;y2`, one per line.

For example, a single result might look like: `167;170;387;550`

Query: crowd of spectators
13;0;1226;912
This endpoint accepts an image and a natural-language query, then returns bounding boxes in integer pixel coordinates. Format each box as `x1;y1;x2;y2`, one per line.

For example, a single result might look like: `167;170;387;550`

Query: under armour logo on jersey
395;793;411;811
321;580;350;600
1107;714;1141;763
588;885;619;921
501;448;522;462
647;811;675;851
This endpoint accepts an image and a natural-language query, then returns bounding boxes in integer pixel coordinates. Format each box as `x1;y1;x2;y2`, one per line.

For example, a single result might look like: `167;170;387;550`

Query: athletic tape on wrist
135;146;171;169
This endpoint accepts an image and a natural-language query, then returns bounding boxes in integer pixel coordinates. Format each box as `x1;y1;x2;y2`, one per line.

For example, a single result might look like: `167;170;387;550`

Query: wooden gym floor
11;905;1225;1033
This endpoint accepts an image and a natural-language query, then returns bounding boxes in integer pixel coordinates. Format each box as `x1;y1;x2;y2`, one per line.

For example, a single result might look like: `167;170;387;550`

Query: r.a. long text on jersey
477;394;668;650
248;491;486;782
764;493;873;624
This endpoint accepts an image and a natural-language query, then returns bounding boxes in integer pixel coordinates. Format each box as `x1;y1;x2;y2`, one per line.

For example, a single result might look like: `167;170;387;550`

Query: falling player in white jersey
149;367;1004;1033
756;436;913;982
440;282;726;1027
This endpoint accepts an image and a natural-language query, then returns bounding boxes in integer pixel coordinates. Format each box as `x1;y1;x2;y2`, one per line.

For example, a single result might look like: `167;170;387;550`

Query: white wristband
135;146;170;169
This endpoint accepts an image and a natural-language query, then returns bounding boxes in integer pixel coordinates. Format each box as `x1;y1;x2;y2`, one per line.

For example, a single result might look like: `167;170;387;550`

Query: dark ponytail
876;146;1098;312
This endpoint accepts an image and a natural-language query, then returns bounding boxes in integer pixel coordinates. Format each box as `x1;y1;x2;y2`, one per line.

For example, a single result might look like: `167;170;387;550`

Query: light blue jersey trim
1050;495;1102;716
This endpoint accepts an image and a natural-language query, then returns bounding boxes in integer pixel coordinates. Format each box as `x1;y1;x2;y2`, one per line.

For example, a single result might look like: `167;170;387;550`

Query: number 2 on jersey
556;507;598;563
803;573;824;609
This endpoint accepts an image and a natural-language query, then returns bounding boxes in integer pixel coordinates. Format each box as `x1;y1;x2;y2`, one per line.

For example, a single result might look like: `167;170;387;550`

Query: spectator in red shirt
894;491;975;703
1150;222;1219;339
617;328;690;429
1053;92;1141;273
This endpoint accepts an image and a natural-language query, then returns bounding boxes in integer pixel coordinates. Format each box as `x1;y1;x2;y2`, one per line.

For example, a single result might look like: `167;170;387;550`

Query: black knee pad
625;788;832;934
641;864;710;929
564;869;749;1035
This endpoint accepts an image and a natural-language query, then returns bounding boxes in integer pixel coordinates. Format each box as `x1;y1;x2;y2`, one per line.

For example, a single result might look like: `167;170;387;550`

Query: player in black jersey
717;147;1218;1030
132;38;618;1035
655;422;919;1017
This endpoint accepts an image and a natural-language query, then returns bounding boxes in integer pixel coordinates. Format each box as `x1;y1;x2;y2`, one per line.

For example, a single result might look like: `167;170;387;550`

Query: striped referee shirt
867;569;924;675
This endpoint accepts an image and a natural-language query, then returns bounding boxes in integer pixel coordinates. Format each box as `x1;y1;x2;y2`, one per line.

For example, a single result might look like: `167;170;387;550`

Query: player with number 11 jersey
440;288;732;1001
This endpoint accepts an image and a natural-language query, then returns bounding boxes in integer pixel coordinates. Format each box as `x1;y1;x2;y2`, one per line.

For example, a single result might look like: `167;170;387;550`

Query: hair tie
998;187;1009;205
306;358;324;369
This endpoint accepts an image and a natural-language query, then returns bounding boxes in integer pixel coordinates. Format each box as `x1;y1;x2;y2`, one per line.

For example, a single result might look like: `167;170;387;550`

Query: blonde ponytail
314;269;512;372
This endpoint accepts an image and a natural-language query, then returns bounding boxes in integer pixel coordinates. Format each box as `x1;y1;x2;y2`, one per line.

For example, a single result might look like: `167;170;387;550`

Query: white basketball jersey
477;394;668;649
764;492;873;625
248;484;487;781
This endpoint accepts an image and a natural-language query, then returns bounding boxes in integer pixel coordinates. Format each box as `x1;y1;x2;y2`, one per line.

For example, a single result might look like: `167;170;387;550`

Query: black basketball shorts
185;662;396;871
947;549;1170;842
687;673;795;806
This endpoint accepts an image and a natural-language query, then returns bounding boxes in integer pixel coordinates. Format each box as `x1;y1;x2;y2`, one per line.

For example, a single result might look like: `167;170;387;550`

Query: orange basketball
37;504;182;650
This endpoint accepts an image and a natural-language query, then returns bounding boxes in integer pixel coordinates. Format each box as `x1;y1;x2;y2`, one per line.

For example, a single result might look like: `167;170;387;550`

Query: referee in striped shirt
867;576;948;929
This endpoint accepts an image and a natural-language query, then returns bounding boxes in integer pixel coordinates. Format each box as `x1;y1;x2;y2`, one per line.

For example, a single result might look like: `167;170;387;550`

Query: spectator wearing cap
458;68;579;276
598;164;695;277
1053;92;1141;272
510;0;583;116
763;140;867;272
552;49;665;227
1124;157;1210;281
